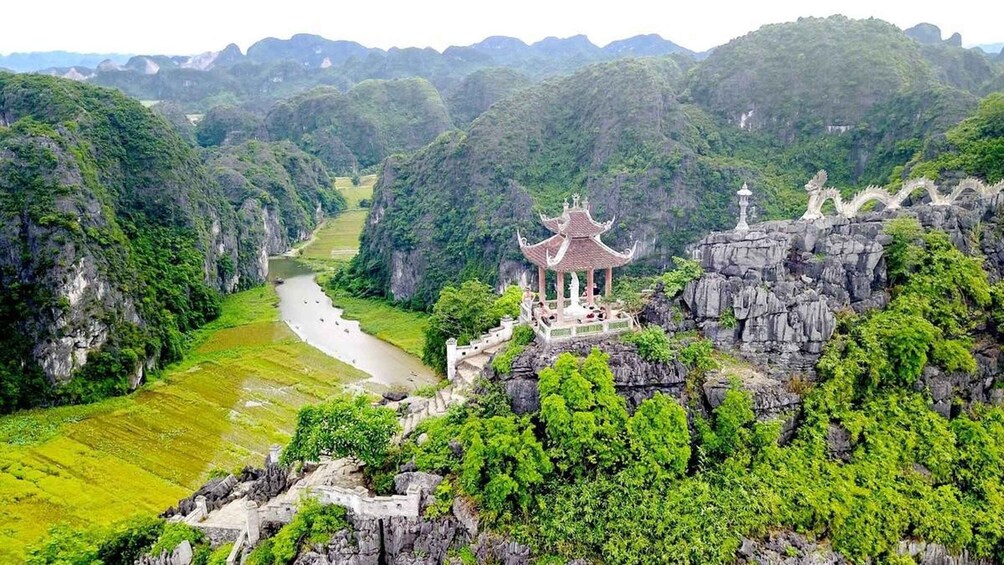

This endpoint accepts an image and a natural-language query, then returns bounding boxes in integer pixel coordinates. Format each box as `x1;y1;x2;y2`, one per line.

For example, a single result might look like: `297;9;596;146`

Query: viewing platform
519;296;634;342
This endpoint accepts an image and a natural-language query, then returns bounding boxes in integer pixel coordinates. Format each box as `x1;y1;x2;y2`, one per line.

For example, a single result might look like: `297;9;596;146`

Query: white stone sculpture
565;272;589;318
800;170;1004;221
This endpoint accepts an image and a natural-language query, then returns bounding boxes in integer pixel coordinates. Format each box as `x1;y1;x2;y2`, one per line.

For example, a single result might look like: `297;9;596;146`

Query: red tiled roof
519;233;635;271
541;208;612;238
519;234;564;267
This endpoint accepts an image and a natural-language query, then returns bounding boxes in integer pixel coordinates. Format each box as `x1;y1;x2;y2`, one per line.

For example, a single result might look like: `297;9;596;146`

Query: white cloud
3;0;1002;55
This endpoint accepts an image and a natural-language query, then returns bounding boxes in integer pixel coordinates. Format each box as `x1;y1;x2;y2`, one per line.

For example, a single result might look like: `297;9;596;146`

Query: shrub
245;499;348;565
720;307;737;329
148;523;204;557
538;350;629;476
658;257;704;297
621;325;674;363
281;394;399;467
623;393;691;484
459;414;552;518
490;325;536;374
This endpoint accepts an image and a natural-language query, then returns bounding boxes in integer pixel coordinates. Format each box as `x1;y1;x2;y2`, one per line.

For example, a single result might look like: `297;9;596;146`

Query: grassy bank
0;286;365;561
323;286;428;358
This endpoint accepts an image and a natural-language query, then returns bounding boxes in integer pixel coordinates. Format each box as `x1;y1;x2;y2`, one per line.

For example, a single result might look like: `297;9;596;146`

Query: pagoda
517;194;636;324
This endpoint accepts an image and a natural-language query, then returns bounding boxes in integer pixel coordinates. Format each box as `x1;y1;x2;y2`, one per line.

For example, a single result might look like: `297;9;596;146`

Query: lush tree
281;394;399;467
622;392;691;484
422;280;520;374
538;349;628;476
459;414;552;518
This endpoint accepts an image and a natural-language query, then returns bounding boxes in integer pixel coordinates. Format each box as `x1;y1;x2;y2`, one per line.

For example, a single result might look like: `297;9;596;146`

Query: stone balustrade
311;484;422;518
446;316;516;381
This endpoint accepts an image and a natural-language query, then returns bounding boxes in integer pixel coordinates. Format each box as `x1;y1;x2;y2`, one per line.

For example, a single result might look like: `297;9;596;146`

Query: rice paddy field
0;286;366;561
298;175;377;262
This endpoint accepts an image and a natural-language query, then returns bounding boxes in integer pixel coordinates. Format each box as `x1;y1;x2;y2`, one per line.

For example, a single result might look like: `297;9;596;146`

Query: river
268;257;436;391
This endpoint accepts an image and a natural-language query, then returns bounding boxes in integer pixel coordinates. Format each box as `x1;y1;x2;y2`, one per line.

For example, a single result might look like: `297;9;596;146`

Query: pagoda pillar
605;267;613;297
538;266;546;301
586;269;595;306
555;271;564;321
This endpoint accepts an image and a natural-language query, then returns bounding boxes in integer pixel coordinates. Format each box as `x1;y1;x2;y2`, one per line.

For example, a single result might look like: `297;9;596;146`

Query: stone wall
446;317;516;381
312;485;422;518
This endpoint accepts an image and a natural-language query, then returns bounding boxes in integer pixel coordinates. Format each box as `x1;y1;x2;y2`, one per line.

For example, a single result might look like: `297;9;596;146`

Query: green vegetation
621;326;676;363
205;140;346;270
490;325;536;374
0;73;242;410
264;79;452;173
422;282;522;374
148;523;204;557
246;499;349;565
348;17;999;308
371;221;1004;563
907;92;1004;183
281;394;399;467
26;515;163;565
621;326;718;372
1;285;366;561
24;515;233;565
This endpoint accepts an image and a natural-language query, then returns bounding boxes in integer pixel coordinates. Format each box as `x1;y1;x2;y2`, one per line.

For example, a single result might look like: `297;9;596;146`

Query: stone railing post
194;496;208;522
446;338;458;381
500;316;515;340
267;444;282;467
245;500;261;545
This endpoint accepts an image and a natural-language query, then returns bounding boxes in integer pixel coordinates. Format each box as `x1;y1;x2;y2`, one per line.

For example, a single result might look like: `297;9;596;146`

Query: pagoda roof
540;195;613;238
518;231;636;271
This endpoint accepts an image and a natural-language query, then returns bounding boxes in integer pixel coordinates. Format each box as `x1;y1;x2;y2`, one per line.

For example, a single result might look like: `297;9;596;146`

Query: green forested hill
691;16;940;139
261;78;452;173
350;16;1002;308
205;140;345;283
0;74;341;412
445;67;532;126
351;57;807;306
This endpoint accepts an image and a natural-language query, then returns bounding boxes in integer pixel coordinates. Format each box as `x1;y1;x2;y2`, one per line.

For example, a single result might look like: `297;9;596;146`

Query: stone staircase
398;342;504;438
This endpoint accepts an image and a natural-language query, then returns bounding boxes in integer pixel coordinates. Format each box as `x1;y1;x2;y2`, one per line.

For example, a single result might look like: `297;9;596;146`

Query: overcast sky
3;0;1002;55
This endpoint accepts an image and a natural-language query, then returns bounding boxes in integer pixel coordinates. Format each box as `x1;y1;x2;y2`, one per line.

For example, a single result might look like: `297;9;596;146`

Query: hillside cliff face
0;74;334;411
205;140;345;283
353;16;998;308
354;57;774;307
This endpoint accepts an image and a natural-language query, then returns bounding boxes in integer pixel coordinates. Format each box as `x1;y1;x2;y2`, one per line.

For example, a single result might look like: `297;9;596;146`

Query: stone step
483;342;506;355
457;364;479;383
461;353;490;370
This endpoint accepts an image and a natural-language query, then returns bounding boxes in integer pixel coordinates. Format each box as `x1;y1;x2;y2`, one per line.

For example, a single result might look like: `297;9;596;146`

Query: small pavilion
517;195;636;334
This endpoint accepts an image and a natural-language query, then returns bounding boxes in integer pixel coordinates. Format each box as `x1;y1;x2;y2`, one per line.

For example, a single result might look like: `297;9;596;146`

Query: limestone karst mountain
349;16;1000;308
0;73;343;412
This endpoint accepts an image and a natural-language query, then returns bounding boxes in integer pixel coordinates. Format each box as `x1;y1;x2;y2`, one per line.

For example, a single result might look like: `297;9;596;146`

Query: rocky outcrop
737;532;996;565
484;336;691;413
646;197;1004;382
